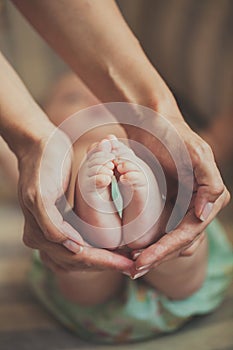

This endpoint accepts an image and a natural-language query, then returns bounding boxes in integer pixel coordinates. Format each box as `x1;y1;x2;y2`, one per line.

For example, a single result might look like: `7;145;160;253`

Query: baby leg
143;234;208;300
57;269;125;306
56;134;126;305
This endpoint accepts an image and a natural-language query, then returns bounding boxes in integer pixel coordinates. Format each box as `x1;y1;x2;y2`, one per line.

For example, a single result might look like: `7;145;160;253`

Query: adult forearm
12;0;175;111
0;52;55;159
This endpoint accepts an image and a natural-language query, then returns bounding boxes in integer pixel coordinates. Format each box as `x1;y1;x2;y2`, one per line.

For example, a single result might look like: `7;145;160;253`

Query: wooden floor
0;203;232;350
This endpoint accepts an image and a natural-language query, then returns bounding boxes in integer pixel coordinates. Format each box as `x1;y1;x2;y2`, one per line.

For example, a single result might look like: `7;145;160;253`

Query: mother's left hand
131;188;229;278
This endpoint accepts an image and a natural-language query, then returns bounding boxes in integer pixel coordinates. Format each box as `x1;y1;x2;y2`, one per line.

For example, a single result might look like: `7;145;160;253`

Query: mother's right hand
18;129;133;274
26;213;133;274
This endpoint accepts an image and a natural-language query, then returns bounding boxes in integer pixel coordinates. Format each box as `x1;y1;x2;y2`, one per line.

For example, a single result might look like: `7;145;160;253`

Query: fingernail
136;263;151;271
63;239;83;254
122;271;131;277
132;249;143;260
200;202;214;222
62;224;84;246
65;231;81;243
131;269;150;280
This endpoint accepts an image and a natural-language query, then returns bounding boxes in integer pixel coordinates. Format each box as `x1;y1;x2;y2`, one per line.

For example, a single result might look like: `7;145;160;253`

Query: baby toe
113;141;135;160
98;138;112;153
120;171;147;187
95;174;112;188
88;164;113;178
88;154;115;169
117;160;141;174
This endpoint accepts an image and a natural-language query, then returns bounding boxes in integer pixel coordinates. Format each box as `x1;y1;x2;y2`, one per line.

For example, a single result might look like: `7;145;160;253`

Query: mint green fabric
29;219;233;344
28;176;233;343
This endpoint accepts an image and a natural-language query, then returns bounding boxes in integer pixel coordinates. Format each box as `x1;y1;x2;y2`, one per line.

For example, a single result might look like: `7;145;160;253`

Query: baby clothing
29;219;233;344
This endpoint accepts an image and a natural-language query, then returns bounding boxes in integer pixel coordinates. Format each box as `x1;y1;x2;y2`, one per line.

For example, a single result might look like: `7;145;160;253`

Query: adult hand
18;128;84;251
125;103;230;276
3;0;229;277
18;128;133;274
132;189;229;277
35;226;133;274
39;247;133;275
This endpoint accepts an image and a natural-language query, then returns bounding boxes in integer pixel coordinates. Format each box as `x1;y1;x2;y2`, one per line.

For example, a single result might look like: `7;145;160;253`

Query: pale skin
57;131;207;305
0;0;230;277
75;135;162;250
42;74;207;304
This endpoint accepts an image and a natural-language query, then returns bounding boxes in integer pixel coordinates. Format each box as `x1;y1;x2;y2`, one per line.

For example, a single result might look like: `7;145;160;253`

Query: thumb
192;142;225;221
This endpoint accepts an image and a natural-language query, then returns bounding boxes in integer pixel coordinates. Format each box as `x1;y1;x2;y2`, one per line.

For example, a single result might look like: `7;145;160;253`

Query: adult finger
179;232;205;257
21;189;84;251
189;135;228;220
135;188;229;270
48;243;135;273
23;214;134;273
39;251;68;273
22;204;84;258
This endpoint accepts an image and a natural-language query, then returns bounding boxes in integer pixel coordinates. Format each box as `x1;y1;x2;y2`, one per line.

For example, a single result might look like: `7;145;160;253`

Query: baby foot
110;135;163;249
75;138;122;249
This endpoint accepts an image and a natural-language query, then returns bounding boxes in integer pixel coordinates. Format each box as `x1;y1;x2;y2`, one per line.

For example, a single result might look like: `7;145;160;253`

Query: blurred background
0;1;232;349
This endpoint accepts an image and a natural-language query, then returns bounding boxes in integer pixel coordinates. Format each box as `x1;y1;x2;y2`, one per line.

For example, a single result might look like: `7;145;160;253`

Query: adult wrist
1;113;56;161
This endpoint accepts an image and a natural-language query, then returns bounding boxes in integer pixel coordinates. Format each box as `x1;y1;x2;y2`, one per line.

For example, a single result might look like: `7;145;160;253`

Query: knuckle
180;233;204;257
211;182;224;197
226;189;231;203
178;230;193;246
186;237;194;247
43;228;65;243
180;243;195;256
23;232;37;248
192;140;212;165
181;249;194;257
23;187;37;208
223;188;231;206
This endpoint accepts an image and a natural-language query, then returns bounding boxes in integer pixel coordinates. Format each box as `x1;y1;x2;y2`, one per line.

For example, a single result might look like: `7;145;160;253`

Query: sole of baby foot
75;138;122;249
